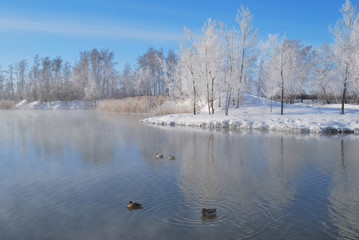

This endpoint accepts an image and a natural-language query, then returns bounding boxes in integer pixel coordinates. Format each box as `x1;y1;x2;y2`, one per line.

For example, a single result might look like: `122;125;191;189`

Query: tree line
1;0;359;115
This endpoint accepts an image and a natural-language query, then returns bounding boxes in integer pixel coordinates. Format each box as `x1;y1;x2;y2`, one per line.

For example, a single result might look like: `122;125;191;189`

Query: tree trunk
236;41;246;108
281;69;284;115
211;77;215;114
218;93;221;108
236;90;241;108
341;65;348;115
193;78;196;115
207;82;210;115
225;89;231;116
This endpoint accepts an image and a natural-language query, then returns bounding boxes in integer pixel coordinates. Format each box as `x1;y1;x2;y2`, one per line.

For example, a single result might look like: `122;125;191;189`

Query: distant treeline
1;0;359;116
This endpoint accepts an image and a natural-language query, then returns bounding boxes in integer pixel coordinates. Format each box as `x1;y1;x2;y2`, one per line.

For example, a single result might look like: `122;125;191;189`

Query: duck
127;201;142;209
156;153;163;158
201;208;217;217
168;155;176;160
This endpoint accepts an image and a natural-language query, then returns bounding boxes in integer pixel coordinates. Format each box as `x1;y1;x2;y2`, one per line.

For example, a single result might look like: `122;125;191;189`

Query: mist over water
0;110;359;240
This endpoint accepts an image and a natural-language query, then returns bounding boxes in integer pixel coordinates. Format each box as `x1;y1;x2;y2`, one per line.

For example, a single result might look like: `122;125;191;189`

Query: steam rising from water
0;110;359;239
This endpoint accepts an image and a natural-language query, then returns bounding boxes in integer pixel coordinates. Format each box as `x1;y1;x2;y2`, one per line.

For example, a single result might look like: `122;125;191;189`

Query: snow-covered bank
14;100;94;110
142;93;359;134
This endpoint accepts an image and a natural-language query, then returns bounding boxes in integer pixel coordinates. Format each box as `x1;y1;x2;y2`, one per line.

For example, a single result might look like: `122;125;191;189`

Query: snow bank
14;100;94;110
142;93;359;134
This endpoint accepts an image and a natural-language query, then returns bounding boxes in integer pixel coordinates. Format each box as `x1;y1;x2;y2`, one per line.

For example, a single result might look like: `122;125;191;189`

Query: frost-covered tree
85;76;101;106
70;49;118;100
165;49;178;97
330;0;359;114
28;55;41;101
71;52;90;100
120;63;135;97
62;61;73;101
100;49;117;99
178;27;200;115
284;40;312;103
254;42;267;98
5;64;15;100
197;18;223;114
15;59;27;100
135;66;152;96
235;6;257;107
137;47;165;96
312;44;336;103
263;34;286;114
0;67;4;99
159;50;178;98
262;35;311;114
220;22;240;115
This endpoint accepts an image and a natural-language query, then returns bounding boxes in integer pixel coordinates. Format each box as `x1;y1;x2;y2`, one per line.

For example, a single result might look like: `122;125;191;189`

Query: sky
0;0;348;71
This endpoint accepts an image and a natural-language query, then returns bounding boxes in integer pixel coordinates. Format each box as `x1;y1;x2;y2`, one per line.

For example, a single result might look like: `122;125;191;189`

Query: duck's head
128;201;133;204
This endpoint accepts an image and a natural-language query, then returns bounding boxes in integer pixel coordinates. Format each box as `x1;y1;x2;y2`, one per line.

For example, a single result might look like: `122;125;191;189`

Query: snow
14;100;94;110
142;93;359;134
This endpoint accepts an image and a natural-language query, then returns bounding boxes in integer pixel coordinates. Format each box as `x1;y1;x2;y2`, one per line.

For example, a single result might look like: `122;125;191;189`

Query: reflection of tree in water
170;130;303;220
328;137;359;239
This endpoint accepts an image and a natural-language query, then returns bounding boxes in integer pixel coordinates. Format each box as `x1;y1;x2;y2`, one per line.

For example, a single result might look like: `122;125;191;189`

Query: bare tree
137;47;165;96
6;64;15;100
14;59;28;100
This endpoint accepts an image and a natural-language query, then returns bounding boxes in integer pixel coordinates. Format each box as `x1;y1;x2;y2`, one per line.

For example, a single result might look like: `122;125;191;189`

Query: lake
0;110;359;240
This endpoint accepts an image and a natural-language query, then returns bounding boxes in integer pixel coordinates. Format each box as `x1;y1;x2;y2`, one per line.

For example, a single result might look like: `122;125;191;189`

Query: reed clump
0;100;15;109
97;96;192;116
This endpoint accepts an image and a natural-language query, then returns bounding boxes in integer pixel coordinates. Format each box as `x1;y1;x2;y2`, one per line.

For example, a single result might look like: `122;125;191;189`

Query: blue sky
0;0;347;71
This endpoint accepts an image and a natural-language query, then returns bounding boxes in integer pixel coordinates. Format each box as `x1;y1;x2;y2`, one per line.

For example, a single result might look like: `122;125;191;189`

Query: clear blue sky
0;0;346;71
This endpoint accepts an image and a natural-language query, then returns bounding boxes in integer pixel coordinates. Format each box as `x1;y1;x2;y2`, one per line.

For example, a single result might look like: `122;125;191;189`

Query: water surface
0;110;359;240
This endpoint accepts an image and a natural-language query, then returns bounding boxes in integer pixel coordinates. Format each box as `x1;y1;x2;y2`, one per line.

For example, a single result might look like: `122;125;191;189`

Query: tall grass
0;100;14;109
97;96;193;116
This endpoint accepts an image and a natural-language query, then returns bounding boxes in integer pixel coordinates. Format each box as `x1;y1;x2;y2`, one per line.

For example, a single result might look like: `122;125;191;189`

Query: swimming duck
168;155;176;160
156;153;163;158
201;208;216;217
127;201;142;209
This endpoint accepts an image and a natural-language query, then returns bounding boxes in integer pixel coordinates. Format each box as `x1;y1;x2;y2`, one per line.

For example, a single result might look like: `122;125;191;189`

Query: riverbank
142;93;359;134
14;100;94;110
11;96;193;114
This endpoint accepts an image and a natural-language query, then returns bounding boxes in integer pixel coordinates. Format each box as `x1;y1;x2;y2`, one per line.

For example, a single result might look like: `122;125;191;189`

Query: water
0;110;359;240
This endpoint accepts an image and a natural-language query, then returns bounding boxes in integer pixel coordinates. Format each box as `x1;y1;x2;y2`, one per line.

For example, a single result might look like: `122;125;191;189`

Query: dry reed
0;100;15;109
97;96;192;116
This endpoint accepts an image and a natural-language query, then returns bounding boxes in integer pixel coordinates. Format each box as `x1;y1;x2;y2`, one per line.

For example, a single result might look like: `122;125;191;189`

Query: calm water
1;111;359;240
